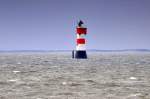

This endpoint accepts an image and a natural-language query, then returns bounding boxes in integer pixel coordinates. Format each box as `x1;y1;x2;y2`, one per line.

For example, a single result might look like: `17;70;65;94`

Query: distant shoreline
0;49;150;53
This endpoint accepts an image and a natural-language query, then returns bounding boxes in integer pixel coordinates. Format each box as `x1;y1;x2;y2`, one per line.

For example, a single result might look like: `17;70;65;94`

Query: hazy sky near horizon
0;0;150;50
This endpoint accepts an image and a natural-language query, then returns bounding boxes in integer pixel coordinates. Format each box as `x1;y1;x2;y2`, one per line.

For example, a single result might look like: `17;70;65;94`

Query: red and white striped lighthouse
72;20;87;59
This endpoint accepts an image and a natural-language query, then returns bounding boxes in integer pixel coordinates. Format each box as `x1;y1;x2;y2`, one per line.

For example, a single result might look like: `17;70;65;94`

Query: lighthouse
72;20;87;59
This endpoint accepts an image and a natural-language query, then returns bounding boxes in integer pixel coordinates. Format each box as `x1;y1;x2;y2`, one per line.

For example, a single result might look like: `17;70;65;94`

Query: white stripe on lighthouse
77;34;85;39
76;44;86;50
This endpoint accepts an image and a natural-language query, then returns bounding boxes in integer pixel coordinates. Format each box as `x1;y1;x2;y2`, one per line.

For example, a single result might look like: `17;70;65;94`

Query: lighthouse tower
72;20;87;59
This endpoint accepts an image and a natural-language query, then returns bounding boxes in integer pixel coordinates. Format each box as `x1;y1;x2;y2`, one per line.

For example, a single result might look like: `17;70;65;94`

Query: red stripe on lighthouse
77;38;85;44
76;28;87;35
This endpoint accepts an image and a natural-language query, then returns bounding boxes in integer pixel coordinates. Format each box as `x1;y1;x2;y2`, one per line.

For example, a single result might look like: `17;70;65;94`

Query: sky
0;0;150;50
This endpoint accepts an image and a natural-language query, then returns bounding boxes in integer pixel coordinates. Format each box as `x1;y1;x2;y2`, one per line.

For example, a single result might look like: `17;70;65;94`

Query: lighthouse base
73;50;87;59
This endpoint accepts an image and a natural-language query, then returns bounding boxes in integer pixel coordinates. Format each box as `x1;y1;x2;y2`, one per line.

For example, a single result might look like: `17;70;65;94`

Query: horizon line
0;49;150;52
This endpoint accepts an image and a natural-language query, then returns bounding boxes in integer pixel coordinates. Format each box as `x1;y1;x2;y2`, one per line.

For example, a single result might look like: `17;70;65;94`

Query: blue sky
0;0;150;50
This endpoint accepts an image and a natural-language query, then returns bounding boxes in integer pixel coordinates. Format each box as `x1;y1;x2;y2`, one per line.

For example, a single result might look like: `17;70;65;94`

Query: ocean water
0;52;150;99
